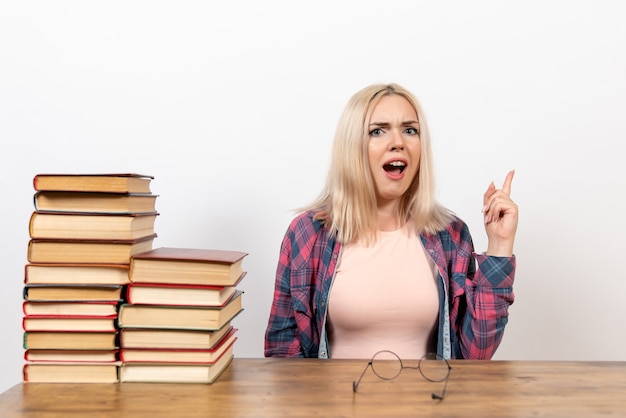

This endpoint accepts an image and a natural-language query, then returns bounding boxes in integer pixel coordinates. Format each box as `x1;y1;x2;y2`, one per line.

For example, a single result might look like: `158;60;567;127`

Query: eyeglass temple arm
431;368;450;400
352;362;373;392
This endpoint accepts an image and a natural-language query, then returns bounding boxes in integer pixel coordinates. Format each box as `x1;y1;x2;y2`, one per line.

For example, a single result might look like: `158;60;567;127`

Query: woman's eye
405;127;419;135
369;128;383;137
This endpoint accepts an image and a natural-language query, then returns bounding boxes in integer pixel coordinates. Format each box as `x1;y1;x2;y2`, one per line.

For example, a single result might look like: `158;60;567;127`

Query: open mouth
383;161;406;175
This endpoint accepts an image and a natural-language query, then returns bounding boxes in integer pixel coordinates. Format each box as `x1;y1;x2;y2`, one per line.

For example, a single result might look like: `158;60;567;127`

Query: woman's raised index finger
502;170;515;195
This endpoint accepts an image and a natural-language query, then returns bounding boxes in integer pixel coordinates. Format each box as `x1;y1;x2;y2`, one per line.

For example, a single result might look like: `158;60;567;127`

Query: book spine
22;364;29;382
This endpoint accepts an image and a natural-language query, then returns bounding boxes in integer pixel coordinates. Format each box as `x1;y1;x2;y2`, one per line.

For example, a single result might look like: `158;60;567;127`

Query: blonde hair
303;83;454;244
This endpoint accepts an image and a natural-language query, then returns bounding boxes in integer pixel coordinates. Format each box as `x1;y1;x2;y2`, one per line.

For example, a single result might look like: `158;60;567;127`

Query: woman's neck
377;201;403;231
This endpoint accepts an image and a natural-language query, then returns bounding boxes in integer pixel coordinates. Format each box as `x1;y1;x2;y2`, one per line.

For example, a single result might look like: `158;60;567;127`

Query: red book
24;349;119;363
120;327;237;364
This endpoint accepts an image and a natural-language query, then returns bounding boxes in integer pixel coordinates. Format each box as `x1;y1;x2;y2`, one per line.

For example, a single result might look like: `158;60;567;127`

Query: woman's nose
389;129;405;151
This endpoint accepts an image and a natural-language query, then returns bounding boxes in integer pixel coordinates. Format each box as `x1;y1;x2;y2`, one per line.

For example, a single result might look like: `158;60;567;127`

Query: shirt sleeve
449;221;516;359
264;222;304;357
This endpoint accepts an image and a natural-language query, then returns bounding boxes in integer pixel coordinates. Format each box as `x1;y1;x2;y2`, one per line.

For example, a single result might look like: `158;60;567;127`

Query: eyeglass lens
371;350;403;380
419;352;450;382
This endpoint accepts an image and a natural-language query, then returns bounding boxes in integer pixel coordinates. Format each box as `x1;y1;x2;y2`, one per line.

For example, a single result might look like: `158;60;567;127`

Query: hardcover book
125;282;240;306
23;301;119;316
23;331;118;350
29;211;158;240
24;284;124;302
120;324;234;350
24;349;119;363
24;263;130;285
130;247;248;286
27;234;157;264
118;291;243;331
120;327;237;363
34;192;158;214
23;315;118;332
23;362;120;383
33;173;153;193
119;345;234;384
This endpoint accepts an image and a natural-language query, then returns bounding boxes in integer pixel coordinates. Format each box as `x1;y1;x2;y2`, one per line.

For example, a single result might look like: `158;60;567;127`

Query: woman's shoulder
425;214;471;242
286;210;328;235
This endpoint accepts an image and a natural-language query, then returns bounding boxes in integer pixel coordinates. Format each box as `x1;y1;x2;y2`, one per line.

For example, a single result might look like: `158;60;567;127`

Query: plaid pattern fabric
264;211;515;359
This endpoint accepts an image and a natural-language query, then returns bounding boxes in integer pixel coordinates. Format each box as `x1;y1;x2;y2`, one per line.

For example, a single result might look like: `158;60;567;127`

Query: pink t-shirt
327;224;439;359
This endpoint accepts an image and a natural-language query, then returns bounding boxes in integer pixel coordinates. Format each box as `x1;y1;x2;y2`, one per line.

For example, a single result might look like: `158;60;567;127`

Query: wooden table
1;358;625;417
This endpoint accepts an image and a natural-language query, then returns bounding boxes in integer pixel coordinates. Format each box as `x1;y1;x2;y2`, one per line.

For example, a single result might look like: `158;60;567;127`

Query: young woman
264;83;518;360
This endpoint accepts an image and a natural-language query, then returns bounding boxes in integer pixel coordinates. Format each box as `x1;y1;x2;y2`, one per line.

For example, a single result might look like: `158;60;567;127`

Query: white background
1;1;625;394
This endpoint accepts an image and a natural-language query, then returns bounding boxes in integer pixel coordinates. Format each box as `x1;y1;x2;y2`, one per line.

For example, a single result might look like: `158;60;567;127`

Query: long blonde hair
302;83;454;244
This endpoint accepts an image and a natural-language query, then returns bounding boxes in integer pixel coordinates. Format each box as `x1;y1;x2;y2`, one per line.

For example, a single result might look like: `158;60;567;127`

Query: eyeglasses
352;351;451;400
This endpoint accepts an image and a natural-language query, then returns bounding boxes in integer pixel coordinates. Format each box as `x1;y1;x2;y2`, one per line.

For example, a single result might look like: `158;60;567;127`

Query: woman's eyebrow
368;120;419;127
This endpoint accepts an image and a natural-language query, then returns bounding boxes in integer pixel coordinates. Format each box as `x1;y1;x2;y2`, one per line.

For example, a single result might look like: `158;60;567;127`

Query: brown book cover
24;263;130;285
27;234;157;264
33;191;158;214
132;247;248;264
130;247;248;286
33;173;153;193
29;211;158;240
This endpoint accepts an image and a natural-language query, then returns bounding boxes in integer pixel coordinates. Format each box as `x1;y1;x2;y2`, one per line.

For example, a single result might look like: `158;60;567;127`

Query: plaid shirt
264;210;515;359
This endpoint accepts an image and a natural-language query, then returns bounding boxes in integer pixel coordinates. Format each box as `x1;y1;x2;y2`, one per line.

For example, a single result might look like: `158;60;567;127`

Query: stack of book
22;173;158;383
118;247;247;384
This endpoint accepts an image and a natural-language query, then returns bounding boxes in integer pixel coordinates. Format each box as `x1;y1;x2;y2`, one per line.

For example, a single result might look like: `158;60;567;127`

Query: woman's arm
264;226;302;357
